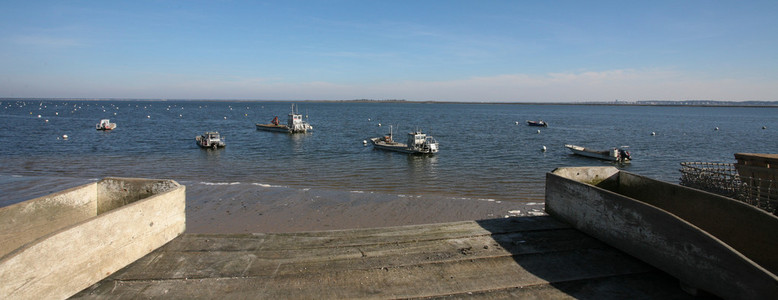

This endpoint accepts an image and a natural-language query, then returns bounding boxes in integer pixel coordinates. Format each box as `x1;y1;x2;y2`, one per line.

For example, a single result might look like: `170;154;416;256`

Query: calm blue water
1;100;776;205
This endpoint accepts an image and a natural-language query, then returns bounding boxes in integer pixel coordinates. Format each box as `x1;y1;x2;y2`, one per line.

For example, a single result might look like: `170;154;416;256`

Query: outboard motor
618;149;631;161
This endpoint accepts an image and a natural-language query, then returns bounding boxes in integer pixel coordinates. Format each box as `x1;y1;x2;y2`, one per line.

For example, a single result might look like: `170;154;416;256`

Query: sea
1;100;776;208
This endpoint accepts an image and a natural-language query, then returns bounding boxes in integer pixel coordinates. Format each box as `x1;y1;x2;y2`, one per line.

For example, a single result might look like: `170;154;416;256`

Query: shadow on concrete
475;216;705;299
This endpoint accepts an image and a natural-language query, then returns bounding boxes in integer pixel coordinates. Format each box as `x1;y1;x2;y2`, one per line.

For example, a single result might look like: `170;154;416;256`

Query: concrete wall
0;182;98;258
545;167;778;299
0;178;186;300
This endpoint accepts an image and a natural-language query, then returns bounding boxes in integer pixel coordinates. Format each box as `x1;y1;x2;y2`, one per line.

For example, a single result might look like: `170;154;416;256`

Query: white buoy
45;119;49;122
62;134;68;140
224;116;227;119
147;115;151;118
515;121;519;125
714;127;719;130
763;126;767;129
541;146;547;152
378;123;381;127
37;114;41;118
651;132;656;136
363;140;367;146
537;130;540;134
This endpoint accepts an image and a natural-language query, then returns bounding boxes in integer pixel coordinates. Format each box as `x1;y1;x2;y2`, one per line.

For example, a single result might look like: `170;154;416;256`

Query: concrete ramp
72;217;693;299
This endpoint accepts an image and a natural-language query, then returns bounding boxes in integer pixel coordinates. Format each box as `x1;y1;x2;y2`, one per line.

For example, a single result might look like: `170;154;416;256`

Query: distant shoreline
2;97;777;107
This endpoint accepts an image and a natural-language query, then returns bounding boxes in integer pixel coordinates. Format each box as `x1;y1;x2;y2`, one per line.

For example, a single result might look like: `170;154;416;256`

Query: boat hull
195;137;225;148
96;124;116;130
545;167;778;299
256;123;310;133
370;138;435;154
565;144;628;163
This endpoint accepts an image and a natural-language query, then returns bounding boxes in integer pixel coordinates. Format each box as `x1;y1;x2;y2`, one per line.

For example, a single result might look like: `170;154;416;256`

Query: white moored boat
256;104;313;133
95;119;116;130
370;126;439;154
565;144;630;163
196;131;226;149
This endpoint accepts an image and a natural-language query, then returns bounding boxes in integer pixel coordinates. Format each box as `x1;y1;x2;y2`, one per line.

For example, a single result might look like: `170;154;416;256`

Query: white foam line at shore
250;183;287;188
200;182;241;186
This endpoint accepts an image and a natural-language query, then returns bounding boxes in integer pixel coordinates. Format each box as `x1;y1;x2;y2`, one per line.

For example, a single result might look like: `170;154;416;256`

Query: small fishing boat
527;120;548;127
565;144;630;163
95;119;116;130
370;126;439;154
256;104;313;133
196;131;226;149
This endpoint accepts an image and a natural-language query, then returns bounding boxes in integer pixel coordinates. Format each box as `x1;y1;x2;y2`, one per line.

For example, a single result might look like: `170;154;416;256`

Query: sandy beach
1;175;545;234
184;182;545;233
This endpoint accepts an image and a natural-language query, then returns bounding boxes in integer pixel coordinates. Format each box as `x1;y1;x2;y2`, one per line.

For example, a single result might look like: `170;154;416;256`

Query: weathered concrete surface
0;178;186;300
546;166;778;299
0;182;98;258
72;217;694;299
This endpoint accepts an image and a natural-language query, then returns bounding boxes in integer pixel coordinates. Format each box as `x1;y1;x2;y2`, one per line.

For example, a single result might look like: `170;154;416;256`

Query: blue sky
1;1;776;102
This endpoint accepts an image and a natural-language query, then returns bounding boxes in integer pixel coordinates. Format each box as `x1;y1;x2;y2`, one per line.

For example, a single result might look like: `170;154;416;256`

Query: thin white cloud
11;35;83;48
2;69;776;102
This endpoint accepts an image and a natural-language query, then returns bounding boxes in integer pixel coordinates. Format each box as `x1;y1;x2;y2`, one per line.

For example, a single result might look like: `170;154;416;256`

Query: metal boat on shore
256;104;313;133
565;144;630;163
195;131;225;149
95;119;116;130
370;126;439;154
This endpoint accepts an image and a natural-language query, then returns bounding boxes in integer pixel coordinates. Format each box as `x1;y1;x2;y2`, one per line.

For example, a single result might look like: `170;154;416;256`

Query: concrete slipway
71;217;694;299
14;168;775;299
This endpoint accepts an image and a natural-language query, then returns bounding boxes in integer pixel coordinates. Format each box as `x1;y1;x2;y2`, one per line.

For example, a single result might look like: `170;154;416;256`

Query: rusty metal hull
545;166;778;299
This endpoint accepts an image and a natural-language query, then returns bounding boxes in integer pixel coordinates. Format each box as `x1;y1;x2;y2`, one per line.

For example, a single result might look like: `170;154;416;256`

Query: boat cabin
408;131;427;147
96;119;116;130
205;132;221;140
407;130;439;153
284;103;313;133
287;112;303;127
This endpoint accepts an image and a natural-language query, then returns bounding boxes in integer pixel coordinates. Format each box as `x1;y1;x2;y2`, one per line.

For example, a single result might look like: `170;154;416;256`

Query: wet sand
184;182;545;233
1;175;546;234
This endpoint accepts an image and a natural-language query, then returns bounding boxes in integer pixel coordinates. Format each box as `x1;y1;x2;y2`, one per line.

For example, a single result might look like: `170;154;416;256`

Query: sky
1;1;777;102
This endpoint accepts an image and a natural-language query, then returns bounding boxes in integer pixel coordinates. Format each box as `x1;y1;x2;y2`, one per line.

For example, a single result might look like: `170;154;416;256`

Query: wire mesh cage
680;162;777;215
